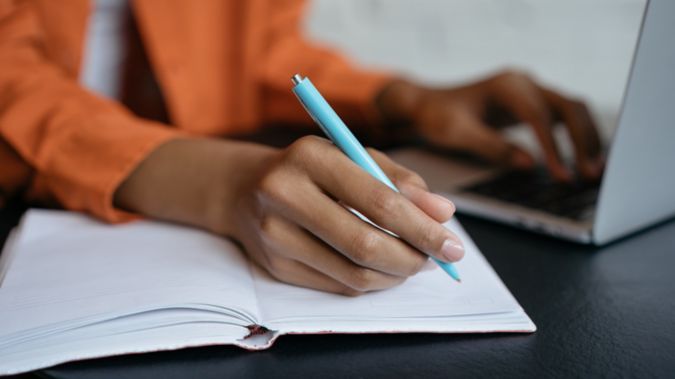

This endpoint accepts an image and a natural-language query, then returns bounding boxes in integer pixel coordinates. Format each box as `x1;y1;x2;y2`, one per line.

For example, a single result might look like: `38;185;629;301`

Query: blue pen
291;74;461;282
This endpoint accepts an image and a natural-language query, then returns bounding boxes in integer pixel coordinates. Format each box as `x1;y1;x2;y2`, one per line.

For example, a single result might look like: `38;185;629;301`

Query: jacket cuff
32;115;185;223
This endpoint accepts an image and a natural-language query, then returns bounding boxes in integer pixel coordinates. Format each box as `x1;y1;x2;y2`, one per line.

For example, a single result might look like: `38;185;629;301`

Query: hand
232;136;462;295
115;136;463;296
377;70;604;181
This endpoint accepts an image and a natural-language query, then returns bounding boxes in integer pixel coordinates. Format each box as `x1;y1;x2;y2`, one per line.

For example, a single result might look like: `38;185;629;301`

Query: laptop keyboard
461;169;600;221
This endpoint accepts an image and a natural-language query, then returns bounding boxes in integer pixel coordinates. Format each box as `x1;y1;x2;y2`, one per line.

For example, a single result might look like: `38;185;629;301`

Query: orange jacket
0;0;390;221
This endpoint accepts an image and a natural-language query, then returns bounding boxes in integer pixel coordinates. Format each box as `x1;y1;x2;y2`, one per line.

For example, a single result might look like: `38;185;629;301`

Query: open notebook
0;210;535;374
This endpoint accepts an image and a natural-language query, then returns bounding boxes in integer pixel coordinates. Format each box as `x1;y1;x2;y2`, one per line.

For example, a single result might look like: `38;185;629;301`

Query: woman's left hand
377;70;604;181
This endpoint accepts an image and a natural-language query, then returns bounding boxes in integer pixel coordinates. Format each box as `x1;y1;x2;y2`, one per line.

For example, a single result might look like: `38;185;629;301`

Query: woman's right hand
230;136;463;295
115;136;464;296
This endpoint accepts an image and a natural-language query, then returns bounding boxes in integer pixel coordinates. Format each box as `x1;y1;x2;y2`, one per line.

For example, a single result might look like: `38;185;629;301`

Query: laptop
391;0;675;245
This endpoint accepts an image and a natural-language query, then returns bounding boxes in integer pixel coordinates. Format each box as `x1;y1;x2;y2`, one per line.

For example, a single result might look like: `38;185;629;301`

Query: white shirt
79;0;130;100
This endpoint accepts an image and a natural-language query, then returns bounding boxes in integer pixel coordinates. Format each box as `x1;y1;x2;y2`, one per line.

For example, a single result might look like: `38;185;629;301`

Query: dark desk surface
2;202;674;379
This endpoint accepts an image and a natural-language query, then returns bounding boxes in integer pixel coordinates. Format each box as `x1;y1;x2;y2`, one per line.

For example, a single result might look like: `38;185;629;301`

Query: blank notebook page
254;217;532;333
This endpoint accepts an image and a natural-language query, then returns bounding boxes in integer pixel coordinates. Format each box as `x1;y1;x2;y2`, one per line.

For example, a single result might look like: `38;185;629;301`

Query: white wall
305;0;646;144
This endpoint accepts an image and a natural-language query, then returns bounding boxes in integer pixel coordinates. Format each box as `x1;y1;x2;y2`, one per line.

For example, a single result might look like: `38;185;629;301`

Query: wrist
375;79;429;125
114;138;277;236
207;141;277;237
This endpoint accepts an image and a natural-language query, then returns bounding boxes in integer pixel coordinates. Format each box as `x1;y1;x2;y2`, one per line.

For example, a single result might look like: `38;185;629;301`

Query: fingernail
553;166;573;182
431;193;456;213
510;150;535;169
440;238;464;262
582;162;601;180
579;164;593;179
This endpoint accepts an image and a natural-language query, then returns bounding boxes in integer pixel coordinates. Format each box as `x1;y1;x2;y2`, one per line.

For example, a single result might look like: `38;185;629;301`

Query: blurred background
304;0;646;159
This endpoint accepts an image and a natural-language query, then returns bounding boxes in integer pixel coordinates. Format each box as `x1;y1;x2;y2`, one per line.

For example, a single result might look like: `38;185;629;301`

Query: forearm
113;138;276;236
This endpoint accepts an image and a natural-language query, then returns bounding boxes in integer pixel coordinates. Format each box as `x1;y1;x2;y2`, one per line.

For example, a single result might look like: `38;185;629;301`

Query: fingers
365;148;428;190
488;70;603;180
263;254;364;296
441;109;537;170
291;185;434;277
414;90;536;172
248;136;461;295
366;148;456;223
260;136;460;282
258;154;434;276
298;144;465;264
489;71;571;180
261;217;407;294
398;184;456;224
540;88;603;179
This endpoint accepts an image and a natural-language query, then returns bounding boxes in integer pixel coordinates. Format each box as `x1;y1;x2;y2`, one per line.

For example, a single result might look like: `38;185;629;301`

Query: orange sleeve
257;0;394;130
0;1;182;222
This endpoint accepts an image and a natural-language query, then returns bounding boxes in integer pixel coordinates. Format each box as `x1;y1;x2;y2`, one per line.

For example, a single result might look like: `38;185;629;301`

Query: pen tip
291;74;303;85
